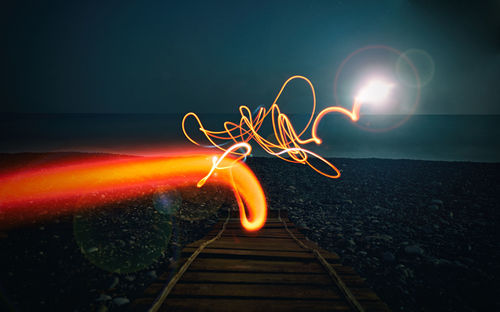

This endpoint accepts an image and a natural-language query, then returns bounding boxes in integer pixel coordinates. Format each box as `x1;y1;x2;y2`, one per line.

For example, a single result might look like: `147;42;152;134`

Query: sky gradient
2;0;499;114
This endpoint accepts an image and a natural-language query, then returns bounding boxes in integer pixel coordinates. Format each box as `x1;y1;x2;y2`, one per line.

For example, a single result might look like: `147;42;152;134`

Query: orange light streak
0;154;267;231
182;75;371;179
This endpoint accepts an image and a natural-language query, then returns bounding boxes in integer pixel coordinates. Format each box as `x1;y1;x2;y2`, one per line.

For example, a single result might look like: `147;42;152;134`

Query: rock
428;204;440;210
396;264;414;281
336;238;349;248
404;245;424;256
107;276;119;290
431;258;453;267
296;222;310;230
430;199;444;206
453;260;468;268
147;270;157;279
382;251;396;262
95;294;112;302
112;297;130;306
96;304;109;312
86;247;98;253
379;234;392;241
366;234;392;242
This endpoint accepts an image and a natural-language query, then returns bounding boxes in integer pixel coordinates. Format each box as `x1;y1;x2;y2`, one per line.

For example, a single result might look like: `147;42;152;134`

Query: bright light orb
356;80;394;104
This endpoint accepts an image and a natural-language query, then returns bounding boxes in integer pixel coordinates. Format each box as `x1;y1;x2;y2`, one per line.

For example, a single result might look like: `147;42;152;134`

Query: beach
0;153;499;311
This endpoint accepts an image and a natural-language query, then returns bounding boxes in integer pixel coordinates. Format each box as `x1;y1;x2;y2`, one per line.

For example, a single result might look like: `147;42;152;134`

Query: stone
147;270;157;279
96;294;112;302
96;304;108;312
86;247;98;253
107;276;119;290
112;297;130;306
430;199;444;206
404;245;424;256
382;251;396;262
428;204;440;210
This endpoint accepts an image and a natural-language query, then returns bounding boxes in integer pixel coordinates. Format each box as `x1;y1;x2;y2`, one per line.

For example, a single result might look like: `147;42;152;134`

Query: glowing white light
356;80;394;104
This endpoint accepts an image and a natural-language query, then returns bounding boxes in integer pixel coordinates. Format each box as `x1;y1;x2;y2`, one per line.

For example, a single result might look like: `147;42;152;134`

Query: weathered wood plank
187;258;356;275
216;233;307;239
187;241;305;252
181;247;339;262
178;271;332;285
359;300;392;312
223;222;296;228
170;283;342;299
129;297;155;312
207;228;304;237
161;298;351;312
189;237;301;246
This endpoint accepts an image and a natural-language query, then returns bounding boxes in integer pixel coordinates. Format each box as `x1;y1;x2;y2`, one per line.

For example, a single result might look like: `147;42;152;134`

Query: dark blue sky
2;0;499;114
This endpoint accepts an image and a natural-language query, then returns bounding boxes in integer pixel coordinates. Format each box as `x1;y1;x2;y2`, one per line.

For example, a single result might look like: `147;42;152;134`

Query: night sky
2;0;499;114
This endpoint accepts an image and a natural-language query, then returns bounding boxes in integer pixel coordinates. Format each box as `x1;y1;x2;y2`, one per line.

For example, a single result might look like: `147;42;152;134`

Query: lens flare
333;45;420;132
356;80;394;104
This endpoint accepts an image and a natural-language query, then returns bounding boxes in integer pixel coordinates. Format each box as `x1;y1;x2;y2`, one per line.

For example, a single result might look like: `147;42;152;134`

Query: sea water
1;113;499;162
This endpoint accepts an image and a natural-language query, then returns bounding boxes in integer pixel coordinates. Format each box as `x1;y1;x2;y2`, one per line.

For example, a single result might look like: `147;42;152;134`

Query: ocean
1;113;499;162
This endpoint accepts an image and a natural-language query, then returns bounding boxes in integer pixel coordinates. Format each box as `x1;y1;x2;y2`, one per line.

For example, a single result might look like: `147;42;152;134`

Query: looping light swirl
182;75;364;182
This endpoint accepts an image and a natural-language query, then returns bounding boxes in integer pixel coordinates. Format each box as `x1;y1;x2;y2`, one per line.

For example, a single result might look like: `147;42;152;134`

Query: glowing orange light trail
1;75;393;231
182;75;393;179
0;154;267;231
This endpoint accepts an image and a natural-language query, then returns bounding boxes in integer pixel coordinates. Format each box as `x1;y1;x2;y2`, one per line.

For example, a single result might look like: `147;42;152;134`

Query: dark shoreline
1;153;499;311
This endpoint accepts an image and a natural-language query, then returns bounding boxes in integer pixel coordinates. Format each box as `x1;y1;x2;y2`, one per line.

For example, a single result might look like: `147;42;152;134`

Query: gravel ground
1;154;499;311
247;157;500;312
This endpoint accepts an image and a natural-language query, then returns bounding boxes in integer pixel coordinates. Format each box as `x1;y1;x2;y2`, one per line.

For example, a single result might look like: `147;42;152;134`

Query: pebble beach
0;154;499;311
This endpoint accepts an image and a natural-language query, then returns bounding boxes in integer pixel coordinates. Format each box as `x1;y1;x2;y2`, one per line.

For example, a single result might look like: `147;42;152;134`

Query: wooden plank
188;242;302;252
189;237;301;246
158;271;365;288
359;301;392;312
161;298;351;312
178;271;366;289
181;247;339;262
162;283;381;302
187;240;305;252
143;283;166;296
216;234;307;239
208;228;303;234
129;298;155;312
211;228;305;235
215;236;304;242
223;222;296;229
158;271;366;288
349;288;382;301
170;283;343;299
221;223;296;228
210;237;299;244
187;258;356;274
178;271;333;285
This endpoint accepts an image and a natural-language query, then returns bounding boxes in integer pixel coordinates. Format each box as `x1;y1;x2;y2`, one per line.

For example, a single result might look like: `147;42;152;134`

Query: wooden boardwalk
131;211;390;312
